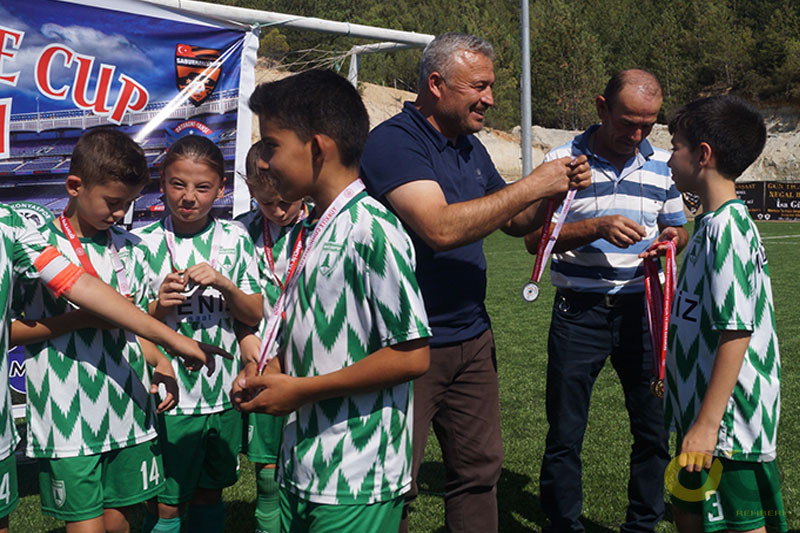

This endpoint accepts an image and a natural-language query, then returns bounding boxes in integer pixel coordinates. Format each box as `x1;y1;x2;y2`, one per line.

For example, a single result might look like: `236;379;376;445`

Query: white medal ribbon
107;241;130;296
257;179;365;372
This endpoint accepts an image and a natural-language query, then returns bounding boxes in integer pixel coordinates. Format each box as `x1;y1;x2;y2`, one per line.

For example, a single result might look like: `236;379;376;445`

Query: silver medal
181;278;200;297
521;281;540;303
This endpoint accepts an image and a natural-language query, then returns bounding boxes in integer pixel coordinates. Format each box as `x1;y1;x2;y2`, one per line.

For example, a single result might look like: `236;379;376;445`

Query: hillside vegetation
209;0;800;131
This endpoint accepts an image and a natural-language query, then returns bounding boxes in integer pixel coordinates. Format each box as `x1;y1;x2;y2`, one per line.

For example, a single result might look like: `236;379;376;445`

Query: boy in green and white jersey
662;96;787;532
233;69;431;532
235;141;308;533
9;129;227;533
135;135;262;533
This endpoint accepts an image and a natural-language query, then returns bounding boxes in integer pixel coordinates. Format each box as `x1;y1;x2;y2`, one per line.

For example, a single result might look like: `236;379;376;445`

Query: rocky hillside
253;64;800;184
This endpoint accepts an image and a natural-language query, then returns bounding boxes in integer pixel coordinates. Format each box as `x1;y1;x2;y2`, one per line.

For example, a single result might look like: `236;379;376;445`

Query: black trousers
539;290;670;532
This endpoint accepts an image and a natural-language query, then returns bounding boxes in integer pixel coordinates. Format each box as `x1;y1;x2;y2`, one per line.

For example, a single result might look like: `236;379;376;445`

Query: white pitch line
762;234;800;240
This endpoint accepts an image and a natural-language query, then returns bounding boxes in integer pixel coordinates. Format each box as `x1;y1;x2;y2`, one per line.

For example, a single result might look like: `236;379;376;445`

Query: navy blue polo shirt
360;102;506;347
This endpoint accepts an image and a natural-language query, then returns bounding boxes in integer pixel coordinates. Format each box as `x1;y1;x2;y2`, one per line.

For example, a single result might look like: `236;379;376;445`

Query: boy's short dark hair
669;95;766;179
69;128;149;188
244;140;275;191
248;69;369;169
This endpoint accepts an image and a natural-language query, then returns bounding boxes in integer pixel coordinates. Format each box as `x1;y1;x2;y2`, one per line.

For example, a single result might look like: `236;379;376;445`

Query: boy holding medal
232;69;431;532
9;128;227;533
662;95;786;532
235;141;308;533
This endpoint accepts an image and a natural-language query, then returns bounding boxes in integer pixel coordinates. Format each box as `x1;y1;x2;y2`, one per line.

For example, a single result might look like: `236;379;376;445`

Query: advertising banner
0;0;258;228
0;0;257;413
735;182;765;220
763;182;800;221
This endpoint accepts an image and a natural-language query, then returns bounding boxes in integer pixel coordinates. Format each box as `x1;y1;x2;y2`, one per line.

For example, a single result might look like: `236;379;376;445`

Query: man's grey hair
418;32;495;90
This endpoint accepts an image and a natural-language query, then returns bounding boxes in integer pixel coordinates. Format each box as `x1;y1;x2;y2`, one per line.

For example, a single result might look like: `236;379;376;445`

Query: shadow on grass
417;461;617;532
224;499;257;532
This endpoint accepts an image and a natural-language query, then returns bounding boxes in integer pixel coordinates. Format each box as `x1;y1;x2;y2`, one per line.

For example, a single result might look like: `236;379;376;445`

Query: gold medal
650;378;664;399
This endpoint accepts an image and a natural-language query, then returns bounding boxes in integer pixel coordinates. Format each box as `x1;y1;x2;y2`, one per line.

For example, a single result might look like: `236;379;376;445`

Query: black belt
556;289;644;309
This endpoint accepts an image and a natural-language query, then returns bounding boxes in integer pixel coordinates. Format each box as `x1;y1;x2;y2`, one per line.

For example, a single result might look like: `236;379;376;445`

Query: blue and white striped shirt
546;125;686;294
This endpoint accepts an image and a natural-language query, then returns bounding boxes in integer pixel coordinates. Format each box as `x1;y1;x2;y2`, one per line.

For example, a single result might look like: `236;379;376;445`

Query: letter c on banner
35;43;73;100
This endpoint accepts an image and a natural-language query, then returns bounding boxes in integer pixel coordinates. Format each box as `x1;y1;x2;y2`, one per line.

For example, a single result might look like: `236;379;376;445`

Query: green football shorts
157;409;242;505
670;456;788;532
244;412;283;464
279;489;403;533
39;438;163;521
0;453;18;519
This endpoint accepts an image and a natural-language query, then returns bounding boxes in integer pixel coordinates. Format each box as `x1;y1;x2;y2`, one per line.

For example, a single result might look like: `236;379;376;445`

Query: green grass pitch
10;221;799;532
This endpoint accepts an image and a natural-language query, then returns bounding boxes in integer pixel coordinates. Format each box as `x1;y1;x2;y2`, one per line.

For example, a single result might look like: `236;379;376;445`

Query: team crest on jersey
319;242;344;277
175;44;221;106
51;479;66;508
688;243;699;265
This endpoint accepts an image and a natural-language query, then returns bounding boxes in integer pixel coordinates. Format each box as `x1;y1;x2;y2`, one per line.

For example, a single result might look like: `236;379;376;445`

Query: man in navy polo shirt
360;33;590;533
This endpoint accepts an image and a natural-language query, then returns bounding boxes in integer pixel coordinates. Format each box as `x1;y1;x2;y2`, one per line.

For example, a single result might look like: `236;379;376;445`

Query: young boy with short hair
10;128;224;533
232;69;431;532
236;141;308;533
663;95;787;532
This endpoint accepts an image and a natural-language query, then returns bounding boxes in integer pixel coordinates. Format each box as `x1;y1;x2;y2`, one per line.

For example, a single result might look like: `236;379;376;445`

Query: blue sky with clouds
1;0;245;113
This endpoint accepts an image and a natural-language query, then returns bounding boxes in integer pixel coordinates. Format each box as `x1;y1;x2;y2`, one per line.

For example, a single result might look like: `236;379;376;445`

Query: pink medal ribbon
256;179;365;372
643;240;677;398
522;188;578;302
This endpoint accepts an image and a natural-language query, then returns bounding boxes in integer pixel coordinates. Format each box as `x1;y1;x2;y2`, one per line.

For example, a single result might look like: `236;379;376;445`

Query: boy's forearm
237;329;262;365
218;280;262;327
138;336;168;367
64;274;190;353
296;339;429;405
148;299;169;320
693;330;751;431
11;313;83;347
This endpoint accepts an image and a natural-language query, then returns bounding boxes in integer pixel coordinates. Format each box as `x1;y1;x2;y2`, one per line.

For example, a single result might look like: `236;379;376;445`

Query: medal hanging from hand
522;188;577;302
643;240;676;398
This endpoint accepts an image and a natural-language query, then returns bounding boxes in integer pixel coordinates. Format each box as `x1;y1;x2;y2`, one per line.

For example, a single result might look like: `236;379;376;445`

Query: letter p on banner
0;98;10;159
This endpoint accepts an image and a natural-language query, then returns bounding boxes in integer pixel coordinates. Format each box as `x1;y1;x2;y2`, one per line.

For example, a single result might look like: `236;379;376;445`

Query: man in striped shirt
525;70;688;532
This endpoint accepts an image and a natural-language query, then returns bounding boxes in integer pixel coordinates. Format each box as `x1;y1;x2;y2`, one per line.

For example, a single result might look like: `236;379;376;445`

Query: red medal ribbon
262;218;278;287
256;180;365;372
530;198;556;284
528;188;578;284
59;213;99;279
262;209;308;290
59;213;130;296
643;240;677;396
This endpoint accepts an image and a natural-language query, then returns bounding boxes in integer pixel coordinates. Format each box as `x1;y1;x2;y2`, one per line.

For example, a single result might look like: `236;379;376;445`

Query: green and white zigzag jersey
0;205;56;459
235;209;296;324
134;218;261;415
665;200;780;461
277;192;431;505
16;222;158;458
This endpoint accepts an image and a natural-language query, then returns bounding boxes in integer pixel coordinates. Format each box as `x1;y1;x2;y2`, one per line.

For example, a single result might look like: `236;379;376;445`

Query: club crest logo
8;201;54;228
319;242;344;277
175;44;222;106
51;479;66;508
